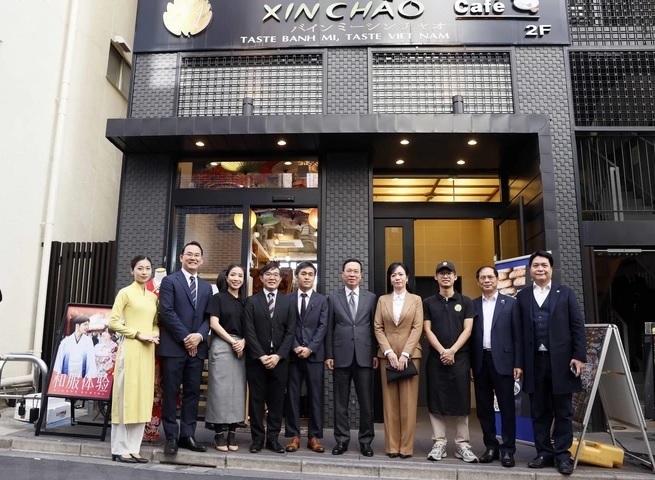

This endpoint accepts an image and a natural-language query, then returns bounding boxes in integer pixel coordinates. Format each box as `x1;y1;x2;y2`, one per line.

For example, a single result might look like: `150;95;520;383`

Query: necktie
300;293;308;319
349;291;357;319
268;292;275;318
189;276;197;307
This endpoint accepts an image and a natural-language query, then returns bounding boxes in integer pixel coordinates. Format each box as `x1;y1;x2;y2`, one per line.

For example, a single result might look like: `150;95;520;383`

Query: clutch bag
385;361;418;383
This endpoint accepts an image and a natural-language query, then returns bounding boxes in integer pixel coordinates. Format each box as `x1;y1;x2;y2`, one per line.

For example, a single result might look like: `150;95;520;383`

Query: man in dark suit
243;262;296;454
284;261;329;453
517;250;586;476
158;241;212;454
325;258;378;457
471;266;523;468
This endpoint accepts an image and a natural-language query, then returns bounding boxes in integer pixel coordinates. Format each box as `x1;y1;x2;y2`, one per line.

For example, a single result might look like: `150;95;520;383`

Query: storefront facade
107;0;655;415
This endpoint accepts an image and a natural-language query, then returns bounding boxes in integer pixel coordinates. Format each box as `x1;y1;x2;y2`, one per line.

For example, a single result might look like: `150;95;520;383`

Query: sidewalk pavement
1;404;653;479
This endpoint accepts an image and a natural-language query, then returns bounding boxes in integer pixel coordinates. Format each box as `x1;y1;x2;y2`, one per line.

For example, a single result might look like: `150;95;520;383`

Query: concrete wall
0;0;136;374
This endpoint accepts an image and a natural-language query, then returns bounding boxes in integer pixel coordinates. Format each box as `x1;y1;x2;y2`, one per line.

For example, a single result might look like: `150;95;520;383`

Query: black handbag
385;361;418;383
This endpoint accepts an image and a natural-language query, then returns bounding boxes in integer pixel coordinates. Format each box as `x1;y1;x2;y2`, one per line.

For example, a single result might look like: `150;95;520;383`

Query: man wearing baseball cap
423;261;477;463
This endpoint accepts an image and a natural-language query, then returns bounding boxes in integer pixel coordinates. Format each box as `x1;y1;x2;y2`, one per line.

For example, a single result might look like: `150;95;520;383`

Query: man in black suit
158;241;212;454
243;262;296;454
470;266;523;468
325;258;378;457
284;261;329;453
517;251;586;476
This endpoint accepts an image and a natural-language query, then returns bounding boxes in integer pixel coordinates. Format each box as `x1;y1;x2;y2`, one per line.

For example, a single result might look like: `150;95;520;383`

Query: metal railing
0;353;49;400
578;133;655;221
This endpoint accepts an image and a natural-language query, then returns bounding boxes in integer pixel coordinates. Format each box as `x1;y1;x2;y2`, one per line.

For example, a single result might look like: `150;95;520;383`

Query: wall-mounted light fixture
233;210;257;229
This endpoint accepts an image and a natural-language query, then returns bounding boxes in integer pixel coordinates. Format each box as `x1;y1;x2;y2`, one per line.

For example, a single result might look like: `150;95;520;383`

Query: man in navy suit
517;251;586;476
325;258;378;457
243;262;296;454
284;261;329;453
158;241;212;454
470;266;523;468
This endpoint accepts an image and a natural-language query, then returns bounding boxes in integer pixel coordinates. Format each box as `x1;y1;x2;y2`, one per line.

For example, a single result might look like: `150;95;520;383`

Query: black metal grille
179;54;324;116
570;51;655;127
577;133;655;221
569;0;655;46
371;51;513;114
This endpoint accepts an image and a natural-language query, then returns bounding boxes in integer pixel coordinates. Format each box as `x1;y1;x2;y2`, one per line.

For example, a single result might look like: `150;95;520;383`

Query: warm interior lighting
457;159;466;165
400;139;409;145
209;161;219;166
284;161;293;166
396;159;405;165
308;208;319;229
467;139;477;146
195;141;205;147
277;139;287;146
233;210;257;229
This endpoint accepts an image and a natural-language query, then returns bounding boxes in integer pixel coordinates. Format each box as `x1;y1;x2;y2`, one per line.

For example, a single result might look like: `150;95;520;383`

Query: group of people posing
107;242;585;477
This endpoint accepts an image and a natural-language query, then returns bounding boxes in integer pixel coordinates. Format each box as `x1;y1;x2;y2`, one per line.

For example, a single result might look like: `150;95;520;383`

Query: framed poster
47;303;117;400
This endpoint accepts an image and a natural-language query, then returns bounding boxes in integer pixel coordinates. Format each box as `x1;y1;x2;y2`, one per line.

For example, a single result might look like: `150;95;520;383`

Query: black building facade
107;0;655;423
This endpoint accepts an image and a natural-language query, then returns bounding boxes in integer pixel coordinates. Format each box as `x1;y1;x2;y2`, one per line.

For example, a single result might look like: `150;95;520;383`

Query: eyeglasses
183;252;202;258
263;272;281;278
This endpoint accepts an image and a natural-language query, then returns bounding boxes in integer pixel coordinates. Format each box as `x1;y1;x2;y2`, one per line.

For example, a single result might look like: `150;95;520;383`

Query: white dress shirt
481;292;498;350
533;281;552;307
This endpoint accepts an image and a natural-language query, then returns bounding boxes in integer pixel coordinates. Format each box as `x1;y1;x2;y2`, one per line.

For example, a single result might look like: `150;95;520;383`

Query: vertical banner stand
573;324;654;472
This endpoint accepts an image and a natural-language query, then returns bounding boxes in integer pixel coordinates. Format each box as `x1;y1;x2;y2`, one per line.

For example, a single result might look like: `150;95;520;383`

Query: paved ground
1;403;653;479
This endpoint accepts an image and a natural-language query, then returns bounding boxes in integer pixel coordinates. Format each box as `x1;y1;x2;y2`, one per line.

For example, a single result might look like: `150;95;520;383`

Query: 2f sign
525;24;551;37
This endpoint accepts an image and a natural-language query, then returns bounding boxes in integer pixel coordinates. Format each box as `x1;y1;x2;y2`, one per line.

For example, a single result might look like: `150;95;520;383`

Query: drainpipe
452;95;464;114
27;0;80;385
242;97;254;116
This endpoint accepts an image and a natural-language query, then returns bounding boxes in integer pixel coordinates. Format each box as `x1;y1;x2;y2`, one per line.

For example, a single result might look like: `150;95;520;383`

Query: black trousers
530;354;574;462
285;359;324;439
333;362;374;445
474;351;516;453
246;359;289;444
161;355;204;440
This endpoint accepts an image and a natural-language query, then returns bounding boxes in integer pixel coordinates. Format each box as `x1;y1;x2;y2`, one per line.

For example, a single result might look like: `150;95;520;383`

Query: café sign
135;0;569;52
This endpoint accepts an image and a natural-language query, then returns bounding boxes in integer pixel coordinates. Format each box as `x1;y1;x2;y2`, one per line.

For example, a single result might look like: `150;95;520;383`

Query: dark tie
349;291;357;319
268;292;275;318
300;293;308;319
189;276;197;307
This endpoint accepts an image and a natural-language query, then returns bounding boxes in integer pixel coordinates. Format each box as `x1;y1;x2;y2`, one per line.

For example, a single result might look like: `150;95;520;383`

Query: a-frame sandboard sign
572;324;654;472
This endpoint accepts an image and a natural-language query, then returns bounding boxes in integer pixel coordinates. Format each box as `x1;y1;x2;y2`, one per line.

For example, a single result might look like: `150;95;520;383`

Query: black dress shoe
178;437;207;452
112;454;138;463
332;442;348;455
249;441;263;453
479;447;499;463
557;459;574;475
501;452;515;467
360;443;374;457
130;454;149;464
386;452;399;458
399;454;412;459
163;439;178;455
527;455;555;468
266;440;286;454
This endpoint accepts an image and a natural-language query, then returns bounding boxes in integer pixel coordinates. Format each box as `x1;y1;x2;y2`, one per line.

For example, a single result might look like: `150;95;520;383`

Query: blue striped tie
190;276;197;307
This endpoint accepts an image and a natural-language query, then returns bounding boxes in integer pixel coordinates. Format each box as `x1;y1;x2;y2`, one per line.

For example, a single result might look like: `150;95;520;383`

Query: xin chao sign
135;0;569;52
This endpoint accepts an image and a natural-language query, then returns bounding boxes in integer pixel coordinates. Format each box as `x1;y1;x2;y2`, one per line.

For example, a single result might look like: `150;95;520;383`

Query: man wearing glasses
423;261;478;464
159;241;212;454
243;262;296;454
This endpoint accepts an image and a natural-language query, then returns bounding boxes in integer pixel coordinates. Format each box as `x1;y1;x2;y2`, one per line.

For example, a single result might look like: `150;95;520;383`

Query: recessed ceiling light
400;139;409;145
396;159;405;165
467;139;477;146
277;139;287;146
210;161;219;166
195;141;205;147
457;159;466;165
284;161;292;166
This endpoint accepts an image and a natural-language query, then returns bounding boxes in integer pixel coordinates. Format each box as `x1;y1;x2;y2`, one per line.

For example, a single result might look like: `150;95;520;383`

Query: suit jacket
517;283;586;395
292;290;329;363
157;270;212;359
470;293;523;377
374;292;423;359
243;291;296;361
325;287;377;368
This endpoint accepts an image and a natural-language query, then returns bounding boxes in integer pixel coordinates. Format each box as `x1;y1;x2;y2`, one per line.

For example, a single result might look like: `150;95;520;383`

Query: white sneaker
427;442;447;461
455;444;478;463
